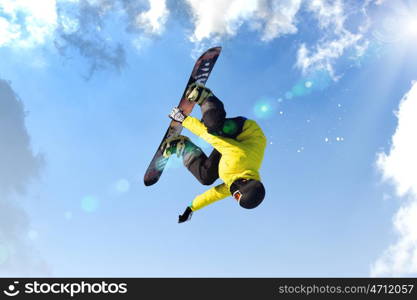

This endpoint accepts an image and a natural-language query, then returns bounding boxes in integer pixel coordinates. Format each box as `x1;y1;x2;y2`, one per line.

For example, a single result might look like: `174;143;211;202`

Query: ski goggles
232;190;242;202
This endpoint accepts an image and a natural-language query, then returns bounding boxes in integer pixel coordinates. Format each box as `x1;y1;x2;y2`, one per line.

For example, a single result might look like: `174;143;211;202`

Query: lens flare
281;69;332;102
292;83;308;97
81;195;99;213
65;211;73;220
115;178;130;193
285;91;293;100
253;98;277;119
307;70;332;91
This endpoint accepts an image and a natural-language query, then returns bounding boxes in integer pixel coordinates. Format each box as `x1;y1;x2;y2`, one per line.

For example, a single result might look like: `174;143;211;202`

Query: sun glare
399;10;417;40
406;18;417;36
373;4;417;44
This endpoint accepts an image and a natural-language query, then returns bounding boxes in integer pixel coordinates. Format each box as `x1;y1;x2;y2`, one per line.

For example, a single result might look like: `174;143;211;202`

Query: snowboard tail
144;47;222;186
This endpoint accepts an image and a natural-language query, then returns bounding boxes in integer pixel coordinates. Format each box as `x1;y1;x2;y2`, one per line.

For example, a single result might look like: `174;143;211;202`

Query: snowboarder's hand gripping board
168;107;186;123
143;47;222;186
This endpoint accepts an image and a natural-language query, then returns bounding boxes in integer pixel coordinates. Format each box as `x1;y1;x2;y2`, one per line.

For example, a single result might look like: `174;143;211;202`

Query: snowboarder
164;83;267;223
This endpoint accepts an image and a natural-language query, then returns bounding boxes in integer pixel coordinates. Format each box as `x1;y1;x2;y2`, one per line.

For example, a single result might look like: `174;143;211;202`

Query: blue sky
1;0;417;277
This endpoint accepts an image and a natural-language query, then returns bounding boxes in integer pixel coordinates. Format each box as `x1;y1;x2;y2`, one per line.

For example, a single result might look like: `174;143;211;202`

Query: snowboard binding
162;135;190;158
186;82;213;105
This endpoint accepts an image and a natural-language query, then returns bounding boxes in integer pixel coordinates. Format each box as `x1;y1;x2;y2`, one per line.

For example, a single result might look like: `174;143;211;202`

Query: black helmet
202;108;226;134
230;179;265;209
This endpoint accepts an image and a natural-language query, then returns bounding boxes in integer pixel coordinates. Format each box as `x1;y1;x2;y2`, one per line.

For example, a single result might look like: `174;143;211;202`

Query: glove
178;206;193;223
186;83;213;105
169;107;186;123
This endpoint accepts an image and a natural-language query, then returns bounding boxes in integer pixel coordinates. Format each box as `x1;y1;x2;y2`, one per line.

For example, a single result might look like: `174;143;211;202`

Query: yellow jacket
182;116;267;211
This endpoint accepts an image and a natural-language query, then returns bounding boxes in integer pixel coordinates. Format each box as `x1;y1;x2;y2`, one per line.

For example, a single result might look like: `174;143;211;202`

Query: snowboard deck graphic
144;47;222;186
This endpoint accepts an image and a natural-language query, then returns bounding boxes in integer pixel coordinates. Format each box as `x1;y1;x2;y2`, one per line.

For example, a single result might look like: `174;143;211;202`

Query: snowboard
144;46;222;186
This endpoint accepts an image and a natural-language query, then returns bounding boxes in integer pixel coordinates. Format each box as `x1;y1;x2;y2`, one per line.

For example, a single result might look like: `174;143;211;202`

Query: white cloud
377;82;417;197
0;0;371;79
185;0;302;43
296;30;361;78
184;0;368;77
0;16;21;45
295;0;368;77
371;81;417;277
136;0;169;35
185;0;256;42
0;0;57;48
253;0;302;42
308;0;345;31
0;0;169;51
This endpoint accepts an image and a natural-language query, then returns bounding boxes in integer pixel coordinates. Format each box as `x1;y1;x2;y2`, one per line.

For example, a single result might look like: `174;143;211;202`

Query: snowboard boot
185;83;213;105
162;135;204;169
162;135;193;158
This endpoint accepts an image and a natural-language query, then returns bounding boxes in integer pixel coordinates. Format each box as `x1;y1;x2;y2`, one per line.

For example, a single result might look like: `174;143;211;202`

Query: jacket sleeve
190;183;230;211
182;116;240;151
